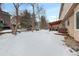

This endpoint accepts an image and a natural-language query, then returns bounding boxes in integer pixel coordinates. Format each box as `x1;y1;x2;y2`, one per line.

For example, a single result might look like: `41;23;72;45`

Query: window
76;12;79;29
67;20;69;26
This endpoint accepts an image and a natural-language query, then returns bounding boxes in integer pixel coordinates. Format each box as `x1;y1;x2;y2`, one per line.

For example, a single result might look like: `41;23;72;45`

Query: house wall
3;14;11;27
59;21;64;29
0;12;11;28
65;14;74;38
60;3;79;41
74;4;79;41
51;25;59;30
62;4;79;41
59;23;63;28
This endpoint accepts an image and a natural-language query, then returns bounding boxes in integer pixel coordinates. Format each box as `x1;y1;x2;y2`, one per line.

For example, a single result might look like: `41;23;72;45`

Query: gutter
64;3;78;20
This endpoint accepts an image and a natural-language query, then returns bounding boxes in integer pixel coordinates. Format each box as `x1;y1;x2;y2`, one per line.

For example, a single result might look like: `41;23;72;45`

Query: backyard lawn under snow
0;30;77;56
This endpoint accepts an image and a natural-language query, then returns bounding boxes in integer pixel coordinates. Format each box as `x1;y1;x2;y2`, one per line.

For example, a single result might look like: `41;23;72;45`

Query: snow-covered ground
0;30;77;56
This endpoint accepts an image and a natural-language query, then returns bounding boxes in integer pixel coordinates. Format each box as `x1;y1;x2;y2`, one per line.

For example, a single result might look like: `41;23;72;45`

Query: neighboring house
59;3;79;41
48;20;62;31
0;10;11;29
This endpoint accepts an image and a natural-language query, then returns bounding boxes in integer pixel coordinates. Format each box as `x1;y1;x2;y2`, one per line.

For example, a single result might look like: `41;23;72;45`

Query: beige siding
74;4;79;41
65;19;68;28
66;15;74;37
60;3;73;20
59;23;63;28
64;4;79;41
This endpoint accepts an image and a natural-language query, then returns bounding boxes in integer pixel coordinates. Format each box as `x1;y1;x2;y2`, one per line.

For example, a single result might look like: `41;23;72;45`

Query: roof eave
59;3;64;19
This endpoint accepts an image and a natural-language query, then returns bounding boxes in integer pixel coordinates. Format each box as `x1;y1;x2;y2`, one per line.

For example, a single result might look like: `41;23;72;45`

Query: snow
0;30;77;56
0;29;21;33
0;30;12;33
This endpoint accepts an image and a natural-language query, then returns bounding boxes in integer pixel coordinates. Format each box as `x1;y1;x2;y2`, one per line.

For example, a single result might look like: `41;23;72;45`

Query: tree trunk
32;4;35;31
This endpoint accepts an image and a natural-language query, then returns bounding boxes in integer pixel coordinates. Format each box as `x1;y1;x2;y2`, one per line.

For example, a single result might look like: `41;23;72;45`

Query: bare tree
21;10;32;29
36;4;47;30
29;3;37;31
36;4;43;20
40;15;48;29
12;3;22;34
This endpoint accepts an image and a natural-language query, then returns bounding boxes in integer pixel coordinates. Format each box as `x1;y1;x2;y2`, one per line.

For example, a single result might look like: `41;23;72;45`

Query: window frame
74;9;79;31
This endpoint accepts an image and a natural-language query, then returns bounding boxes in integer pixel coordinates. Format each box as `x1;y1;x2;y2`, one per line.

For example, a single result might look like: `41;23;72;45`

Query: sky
2;3;61;22
41;3;61;22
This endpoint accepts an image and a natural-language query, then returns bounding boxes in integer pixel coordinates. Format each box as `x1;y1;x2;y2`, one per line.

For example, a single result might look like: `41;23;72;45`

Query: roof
59;3;64;19
0;10;11;16
59;3;78;20
0;11;11;19
49;20;62;25
64;3;78;20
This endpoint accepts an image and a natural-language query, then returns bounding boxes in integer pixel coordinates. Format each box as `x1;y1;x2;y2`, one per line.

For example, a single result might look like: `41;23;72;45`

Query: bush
58;28;67;33
0;21;4;30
